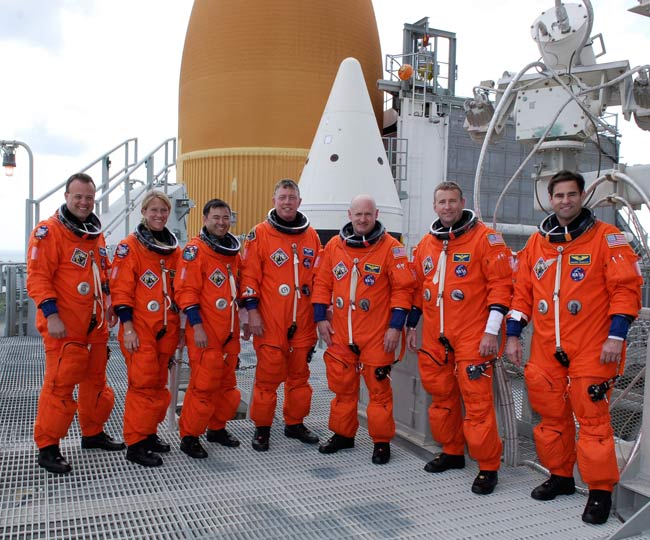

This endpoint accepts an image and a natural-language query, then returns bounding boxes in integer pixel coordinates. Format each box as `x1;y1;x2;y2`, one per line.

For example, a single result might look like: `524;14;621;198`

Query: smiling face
273;185;301;222
141;197;170;232
433;188;465;228
203;205;231;238
348;196;378;236
64;179;96;221
549;180;585;226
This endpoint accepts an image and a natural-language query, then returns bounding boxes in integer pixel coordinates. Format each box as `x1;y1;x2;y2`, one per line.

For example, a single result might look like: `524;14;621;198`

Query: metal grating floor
0;337;648;540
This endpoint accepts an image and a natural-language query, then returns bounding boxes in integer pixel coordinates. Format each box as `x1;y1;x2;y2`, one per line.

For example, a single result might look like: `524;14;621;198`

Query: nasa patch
71;248;88;268
303;258;311;269
423;256;434;276
209;268;226;287
303;247;314;257
34;225;49;239
183;245;198;261
570;267;585;281
533;257;554;280
140;269;159;289
454;264;468;278
333;261;348;280
364;274;376;286
115;243;129;258
270;248;289;267
98;247;107;257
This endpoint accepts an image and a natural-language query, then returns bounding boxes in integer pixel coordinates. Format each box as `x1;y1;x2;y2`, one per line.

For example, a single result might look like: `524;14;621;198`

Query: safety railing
25;138;178;252
26;139;138;250
0;263;28;337
99;138;177;239
382;136;409;200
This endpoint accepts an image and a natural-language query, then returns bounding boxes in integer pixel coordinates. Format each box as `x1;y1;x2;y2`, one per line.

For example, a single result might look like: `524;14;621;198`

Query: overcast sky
1;0;648;254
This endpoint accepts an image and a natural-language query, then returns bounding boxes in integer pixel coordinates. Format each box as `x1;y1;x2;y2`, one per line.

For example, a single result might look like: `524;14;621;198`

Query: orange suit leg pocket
250;345;286;427
55;342;90;387
569;377;619;490
362;368;395;443
417;350;465;455
324;350;360;438
457;360;502;470
524;363;576;476
180;348;224;437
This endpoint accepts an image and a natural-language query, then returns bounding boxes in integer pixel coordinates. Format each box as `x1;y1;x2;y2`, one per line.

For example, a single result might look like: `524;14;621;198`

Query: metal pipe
473;62;546;219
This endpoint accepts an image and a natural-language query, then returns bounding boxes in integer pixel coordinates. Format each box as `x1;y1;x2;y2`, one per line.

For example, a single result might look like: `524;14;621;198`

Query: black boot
318;434;355;454
126;440;163;467
206;428;240;447
180;436;208;459
81;431;126;451
531;474;575;501
38;444;72;474
471;470;498;495
145;434;171;453
284;423;319;444
252;427;270;452
371;442;391;465
582;490;612;525
423;452;465;473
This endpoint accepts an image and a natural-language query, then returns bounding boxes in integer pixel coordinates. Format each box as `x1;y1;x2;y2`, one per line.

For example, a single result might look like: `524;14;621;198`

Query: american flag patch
392;246;407;259
487;233;504;246
606;233;628;248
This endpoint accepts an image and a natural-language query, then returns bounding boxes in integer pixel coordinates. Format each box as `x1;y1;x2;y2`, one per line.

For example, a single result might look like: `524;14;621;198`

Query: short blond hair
141;190;172;212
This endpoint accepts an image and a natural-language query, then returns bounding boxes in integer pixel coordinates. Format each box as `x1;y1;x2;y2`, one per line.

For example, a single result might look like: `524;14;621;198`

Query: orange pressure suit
311;222;416;442
176;230;242;438
410;212;512;471
240;210;320;428
509;211;642;491
27;207;115;449
110;225;180;446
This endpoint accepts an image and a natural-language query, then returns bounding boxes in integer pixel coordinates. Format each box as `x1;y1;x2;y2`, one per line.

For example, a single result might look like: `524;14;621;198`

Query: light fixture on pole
1;144;16;177
0;140;35;256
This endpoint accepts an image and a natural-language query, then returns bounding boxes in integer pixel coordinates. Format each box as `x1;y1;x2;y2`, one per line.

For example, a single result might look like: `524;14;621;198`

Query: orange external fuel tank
178;0;384;237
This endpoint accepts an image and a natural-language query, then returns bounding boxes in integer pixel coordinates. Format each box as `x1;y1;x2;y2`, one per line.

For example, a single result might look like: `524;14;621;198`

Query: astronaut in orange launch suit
312;194;416;465
406;181;512;495
505;170;642;525
110;190;181;468
27;173;125;474
175;199;242;459
240;179;321;451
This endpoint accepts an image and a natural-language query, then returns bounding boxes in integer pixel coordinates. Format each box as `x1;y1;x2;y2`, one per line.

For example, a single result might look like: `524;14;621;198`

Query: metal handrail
26;137;178;246
29;138;138;227
100;138;177;239
1;262;28;337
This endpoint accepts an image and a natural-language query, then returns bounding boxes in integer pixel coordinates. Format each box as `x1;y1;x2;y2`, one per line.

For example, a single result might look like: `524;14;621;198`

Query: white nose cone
299;57;403;239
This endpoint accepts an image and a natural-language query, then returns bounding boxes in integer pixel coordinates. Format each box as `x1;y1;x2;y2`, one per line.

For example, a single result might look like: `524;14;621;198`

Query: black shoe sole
531;485;576;501
284;432;319;444
318;444;354;454
423;461;465;473
81;441;126;451
180;447;208;459
206;432;241;447
126;453;163;467
38;461;72;474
